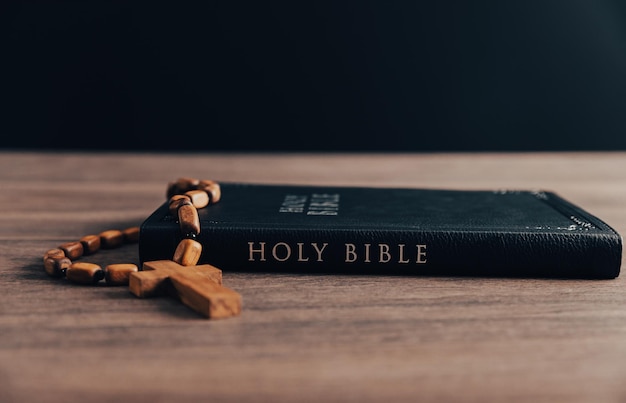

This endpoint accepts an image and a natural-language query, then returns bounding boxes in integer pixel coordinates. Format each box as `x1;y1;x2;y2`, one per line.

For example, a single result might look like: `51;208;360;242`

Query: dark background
3;1;626;152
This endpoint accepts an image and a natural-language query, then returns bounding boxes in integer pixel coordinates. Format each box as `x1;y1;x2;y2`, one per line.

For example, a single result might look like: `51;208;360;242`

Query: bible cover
139;183;622;279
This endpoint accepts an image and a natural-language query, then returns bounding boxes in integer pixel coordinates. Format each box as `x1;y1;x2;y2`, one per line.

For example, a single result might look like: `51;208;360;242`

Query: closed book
139;183;622;279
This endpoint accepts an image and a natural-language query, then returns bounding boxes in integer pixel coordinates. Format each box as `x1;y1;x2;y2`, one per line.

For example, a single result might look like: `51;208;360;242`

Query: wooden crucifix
129;260;242;319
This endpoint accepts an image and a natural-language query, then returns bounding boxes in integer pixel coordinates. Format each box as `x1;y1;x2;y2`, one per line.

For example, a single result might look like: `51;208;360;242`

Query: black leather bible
139;183;622;279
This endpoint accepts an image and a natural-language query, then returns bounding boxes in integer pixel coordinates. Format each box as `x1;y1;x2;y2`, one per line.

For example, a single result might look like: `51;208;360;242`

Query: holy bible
139;183;622;279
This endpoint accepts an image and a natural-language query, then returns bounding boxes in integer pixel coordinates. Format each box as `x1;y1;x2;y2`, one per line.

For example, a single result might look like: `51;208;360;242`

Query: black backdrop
3;1;626;151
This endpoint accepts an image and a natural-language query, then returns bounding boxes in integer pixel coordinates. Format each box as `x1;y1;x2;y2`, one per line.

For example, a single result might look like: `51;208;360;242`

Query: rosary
41;177;242;319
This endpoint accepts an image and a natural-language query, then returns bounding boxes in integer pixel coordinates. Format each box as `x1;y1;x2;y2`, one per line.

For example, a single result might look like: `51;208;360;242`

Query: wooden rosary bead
198;181;221;203
99;229;124;249
122;227;140;243
180;176;199;186
168;195;192;216
44;256;72;277
66;262;105;285
43;249;69;277
43;248;65;262
175;177;200;193
208;183;221;203
170;194;190;202
178;204;201;235
197;179;216;188
80;234;101;255
105;263;138;285
166;177;200;198
185;189;210;209
59;241;84;260
173;238;203;266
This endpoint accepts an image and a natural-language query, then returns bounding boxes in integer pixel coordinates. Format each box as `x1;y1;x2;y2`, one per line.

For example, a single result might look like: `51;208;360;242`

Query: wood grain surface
1;151;626;403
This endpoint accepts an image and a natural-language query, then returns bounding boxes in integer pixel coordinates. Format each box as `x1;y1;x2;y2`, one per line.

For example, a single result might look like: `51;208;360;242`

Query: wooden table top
2;151;625;402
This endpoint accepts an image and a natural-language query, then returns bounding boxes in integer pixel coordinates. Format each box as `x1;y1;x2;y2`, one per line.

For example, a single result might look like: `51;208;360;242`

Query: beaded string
42;177;221;286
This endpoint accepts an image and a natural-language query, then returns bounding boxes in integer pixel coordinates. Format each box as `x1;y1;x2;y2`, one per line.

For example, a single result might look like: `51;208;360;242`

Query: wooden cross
129;260;242;319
